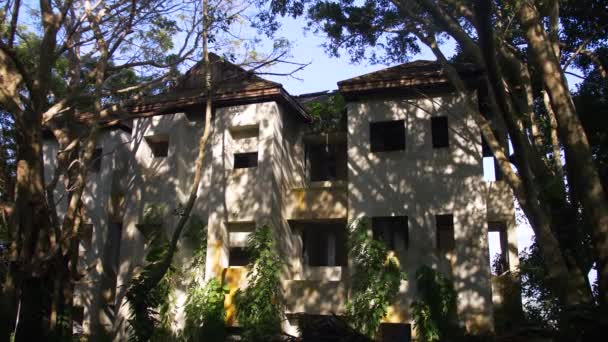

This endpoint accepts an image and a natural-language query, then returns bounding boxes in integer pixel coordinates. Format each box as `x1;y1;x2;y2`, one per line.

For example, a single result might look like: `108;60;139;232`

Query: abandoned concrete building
43;55;520;340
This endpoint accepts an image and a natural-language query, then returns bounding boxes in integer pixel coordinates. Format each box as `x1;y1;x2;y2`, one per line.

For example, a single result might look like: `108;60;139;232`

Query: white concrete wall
346;94;498;333
42;90;517;339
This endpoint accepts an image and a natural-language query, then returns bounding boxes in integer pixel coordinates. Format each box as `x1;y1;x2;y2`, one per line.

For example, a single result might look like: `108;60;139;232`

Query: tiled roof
338;60;481;94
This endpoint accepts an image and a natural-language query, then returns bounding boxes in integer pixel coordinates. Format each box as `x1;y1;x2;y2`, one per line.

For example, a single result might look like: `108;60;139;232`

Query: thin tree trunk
144;0;213;292
518;0;608;307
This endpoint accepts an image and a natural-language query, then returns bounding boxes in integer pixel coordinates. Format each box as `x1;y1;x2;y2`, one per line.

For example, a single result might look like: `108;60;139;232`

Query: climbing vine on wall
235;225;285;341
346;219;405;337
410;266;461;342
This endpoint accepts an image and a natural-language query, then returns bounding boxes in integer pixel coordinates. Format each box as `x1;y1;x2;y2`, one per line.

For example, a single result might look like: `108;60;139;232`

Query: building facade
43;57;519;340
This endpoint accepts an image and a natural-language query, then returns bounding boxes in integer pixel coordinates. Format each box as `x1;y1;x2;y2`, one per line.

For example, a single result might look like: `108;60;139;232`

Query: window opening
370;120;405;152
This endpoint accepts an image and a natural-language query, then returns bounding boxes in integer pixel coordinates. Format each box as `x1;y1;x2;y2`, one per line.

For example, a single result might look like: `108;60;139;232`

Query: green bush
410;266;461;342
235;225;284;341
346;219;405;337
183;278;229;342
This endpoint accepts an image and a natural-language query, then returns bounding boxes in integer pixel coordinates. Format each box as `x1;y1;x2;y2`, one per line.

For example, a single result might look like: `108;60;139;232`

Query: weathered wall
346;94;503;334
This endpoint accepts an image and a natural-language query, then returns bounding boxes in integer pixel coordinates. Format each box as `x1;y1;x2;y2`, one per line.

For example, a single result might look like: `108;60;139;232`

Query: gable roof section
337;60;481;98
127;53;310;121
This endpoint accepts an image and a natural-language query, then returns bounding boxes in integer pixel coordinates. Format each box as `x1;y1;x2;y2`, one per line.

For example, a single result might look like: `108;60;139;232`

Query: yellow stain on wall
209;240;223;278
222;267;246;326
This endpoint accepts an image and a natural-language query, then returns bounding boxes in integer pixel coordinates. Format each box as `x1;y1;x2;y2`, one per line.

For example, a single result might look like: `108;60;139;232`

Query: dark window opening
372;216;408;250
436;214;455;253
431;116;449;148
300;224;346;267
308;143;347;181
90;148;102;173
146;136;169;158
370;120;405;152
379;323;411;342
229;247;250;266
73;305;84;325
234;152;258;169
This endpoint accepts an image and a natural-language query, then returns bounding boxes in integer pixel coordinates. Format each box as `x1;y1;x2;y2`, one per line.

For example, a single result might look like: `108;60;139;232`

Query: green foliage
182;217;229;342
125;231;175;342
346;219;405;337
304;93;347;134
518;241;560;329
235;225;284;341
410;266;461;342
183;278;229;342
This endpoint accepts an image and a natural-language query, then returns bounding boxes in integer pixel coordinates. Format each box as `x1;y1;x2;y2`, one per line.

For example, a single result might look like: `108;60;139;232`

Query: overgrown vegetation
410;266;461;342
235;225;284;341
125;231;175;342
303;93;347;134
346;219;405;338
182;216;229;342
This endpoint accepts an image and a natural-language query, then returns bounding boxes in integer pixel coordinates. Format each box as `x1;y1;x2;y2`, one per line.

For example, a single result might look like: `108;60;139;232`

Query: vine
410;266;461;342
235;225;284;341
346;219;405;337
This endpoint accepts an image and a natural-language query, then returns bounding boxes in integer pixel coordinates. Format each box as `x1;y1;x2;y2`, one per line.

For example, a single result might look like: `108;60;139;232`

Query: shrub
346;219;405;337
410;266;461;342
235;225;284;341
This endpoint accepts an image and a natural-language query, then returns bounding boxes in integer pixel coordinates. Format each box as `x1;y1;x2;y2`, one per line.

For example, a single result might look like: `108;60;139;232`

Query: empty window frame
234;152;258;169
90;148;103;173
482;136;503;181
372;216;408;250
488;221;509;275
145;135;169;158
370;120;405;152
431;116;449;148
229;247;251;266
308;143;347;181
436;214;455;253
300;224;346;267
379;323;411;342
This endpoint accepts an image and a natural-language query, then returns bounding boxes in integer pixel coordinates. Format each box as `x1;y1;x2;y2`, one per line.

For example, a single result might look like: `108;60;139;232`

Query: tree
0;1;204;339
254;0;608;330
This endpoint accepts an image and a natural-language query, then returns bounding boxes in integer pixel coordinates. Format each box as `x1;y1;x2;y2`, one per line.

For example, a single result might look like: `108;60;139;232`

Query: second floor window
370;120;405;152
145;135;169;158
307;143;347;182
372;216;408;251
431;116;449;148
234;152;258;169
436;214;455;253
300;224;346;267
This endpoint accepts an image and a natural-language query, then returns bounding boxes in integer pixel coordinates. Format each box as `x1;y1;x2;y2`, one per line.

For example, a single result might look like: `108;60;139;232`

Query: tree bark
518;0;608;307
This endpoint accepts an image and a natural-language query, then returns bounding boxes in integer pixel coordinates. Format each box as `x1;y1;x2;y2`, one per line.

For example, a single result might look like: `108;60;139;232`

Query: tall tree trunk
518;0;608;307
13;113;53;340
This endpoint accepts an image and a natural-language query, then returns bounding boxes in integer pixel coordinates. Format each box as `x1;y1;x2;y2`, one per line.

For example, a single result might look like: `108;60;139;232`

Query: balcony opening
295;222;347;267
234;152;258;169
431;116;449;148
306;140;347;182
488;221;509;275
372;216;408;252
145;135;169;158
436;214;455;253
370;120;405;152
